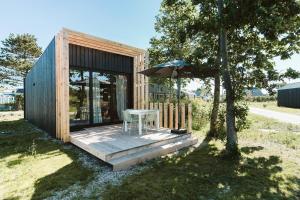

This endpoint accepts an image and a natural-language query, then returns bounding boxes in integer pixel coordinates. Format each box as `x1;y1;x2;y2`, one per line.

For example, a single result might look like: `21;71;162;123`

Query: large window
69;68;129;127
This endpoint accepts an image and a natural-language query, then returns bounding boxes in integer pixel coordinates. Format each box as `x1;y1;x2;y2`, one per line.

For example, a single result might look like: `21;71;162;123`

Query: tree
189;0;300;154
149;0;221;137
283;67;300;82
0;33;42;85
152;0;300;155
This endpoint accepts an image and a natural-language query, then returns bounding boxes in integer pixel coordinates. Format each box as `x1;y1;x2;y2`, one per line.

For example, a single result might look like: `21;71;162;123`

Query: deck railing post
159;103;163;127
188;103;192;132
181;103;185;129
169;103;173;129
164;103;168;128
175;103;178;129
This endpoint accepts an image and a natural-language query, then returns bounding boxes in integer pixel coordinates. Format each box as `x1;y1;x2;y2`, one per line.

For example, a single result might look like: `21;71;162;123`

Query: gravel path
249;107;300;124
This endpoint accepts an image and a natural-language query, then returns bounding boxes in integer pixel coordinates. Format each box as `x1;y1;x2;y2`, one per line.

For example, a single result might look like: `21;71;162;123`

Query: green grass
250;101;300;116
0;120;94;200
239;114;300;149
1;111;300;200
101;113;300;200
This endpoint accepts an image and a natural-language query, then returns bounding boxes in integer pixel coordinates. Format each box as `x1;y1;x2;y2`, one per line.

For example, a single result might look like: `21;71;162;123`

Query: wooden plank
169;103;173;129
137;55;140;109
68;38;138;57
133;56;137;109
61;30;70;142
188;103;192;132
181;104;185;129
65;28;145;54
175;104;178;129
163;103;168;128
159;103;163;127
140;54;145;109
150;102;153;110
144;52;149;110
55;33;62;139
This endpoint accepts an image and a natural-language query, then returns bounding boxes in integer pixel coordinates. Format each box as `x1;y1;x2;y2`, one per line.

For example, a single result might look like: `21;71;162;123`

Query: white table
124;109;159;135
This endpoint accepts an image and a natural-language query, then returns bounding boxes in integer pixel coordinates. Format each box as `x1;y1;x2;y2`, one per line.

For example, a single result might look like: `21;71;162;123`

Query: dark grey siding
25;38;56;136
69;44;133;74
277;88;300;108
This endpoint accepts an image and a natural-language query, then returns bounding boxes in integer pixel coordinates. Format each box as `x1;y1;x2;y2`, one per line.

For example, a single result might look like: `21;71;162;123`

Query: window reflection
93;72;127;123
69;69;90;126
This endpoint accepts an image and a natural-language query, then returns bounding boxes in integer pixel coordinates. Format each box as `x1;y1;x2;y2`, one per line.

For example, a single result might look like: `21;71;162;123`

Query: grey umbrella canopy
139;59;218;79
139;59;193;133
139;59;194;78
139;59;218;133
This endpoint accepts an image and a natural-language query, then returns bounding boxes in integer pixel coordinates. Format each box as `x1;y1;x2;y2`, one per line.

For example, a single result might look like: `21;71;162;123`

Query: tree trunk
217;0;238;154
208;74;220;138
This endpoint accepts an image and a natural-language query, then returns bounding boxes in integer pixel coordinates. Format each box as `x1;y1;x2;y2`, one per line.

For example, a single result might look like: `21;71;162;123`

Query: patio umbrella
139;59;194;134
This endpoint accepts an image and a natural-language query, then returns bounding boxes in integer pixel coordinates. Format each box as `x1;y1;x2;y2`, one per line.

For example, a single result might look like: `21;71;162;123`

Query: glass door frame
69;66;133;131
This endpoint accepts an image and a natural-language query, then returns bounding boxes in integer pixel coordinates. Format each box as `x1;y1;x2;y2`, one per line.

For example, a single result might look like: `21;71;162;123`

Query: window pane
92;72;127;123
69;69;90;126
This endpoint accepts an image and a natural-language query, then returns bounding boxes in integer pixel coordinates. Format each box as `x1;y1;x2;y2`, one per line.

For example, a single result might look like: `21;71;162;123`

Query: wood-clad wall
25;38;56;136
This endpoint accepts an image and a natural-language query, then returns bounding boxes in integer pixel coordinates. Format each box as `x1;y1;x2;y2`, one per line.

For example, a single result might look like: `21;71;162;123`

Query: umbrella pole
177;77;181;129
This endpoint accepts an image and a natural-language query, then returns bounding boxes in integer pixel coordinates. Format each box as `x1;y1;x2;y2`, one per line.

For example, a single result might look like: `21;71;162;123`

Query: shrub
215;102;251;141
245;95;277;102
191;100;210;131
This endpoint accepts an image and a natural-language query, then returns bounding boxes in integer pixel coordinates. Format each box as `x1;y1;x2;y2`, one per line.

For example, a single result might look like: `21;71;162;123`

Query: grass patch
250;101;300;116
102;141;300;200
0;120;94;200
101;112;300;200
240;114;300;149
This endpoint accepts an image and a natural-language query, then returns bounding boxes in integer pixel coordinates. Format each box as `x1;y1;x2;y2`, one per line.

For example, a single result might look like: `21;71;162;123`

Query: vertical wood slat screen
133;52;148;109
148;102;192;132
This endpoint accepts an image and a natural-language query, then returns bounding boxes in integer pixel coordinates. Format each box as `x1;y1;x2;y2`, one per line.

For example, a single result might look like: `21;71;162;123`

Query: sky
0;0;299;91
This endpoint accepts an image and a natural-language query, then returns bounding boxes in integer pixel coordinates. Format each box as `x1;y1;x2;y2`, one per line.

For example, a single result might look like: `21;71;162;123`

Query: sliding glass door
92;72;128;124
69;68;129;128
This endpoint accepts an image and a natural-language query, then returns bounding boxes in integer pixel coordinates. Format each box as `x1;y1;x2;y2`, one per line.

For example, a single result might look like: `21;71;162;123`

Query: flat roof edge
61;28;146;54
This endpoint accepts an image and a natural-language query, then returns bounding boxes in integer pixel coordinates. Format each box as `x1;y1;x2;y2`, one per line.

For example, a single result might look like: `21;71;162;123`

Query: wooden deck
70;124;198;170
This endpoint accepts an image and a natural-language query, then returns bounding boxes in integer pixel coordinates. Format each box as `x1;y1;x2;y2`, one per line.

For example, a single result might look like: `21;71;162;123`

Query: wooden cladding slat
169;103;173;129
181;104;185;129
188;104;192;132
159;103;163;127
133;56;137;109
140;54;145;109
55;31;70;142
175;104;178;129
144;52;149;110
163;104;168;128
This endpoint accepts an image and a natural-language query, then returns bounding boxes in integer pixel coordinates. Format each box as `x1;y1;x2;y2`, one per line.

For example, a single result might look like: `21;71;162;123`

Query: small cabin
24;28;148;142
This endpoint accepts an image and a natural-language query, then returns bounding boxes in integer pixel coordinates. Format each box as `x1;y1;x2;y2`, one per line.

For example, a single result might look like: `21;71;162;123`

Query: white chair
143;112;157;134
122;110;139;135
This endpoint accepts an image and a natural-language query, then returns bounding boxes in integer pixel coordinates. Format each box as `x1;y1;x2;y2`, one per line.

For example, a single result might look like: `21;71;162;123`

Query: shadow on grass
0;119;94;199
102;141;300;200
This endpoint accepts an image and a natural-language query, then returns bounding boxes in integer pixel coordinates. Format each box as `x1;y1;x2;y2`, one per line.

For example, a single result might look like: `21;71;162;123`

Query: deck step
105;133;192;161
108;137;198;171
